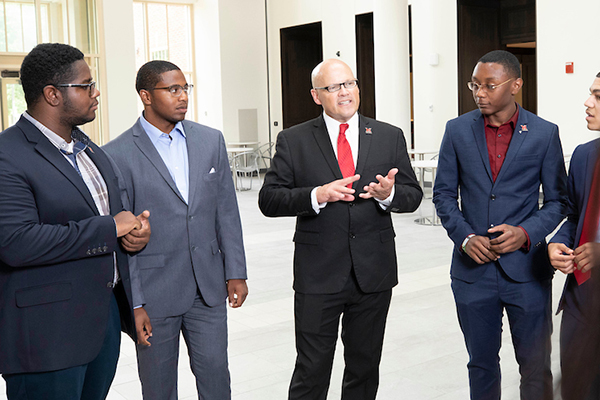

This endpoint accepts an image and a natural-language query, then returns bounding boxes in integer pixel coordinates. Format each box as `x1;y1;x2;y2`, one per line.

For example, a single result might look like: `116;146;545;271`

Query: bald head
311;59;354;88
310;59;360;123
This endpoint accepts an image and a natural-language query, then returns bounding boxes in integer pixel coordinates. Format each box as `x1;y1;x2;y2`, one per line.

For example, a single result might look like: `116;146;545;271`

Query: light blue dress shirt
140;113;189;203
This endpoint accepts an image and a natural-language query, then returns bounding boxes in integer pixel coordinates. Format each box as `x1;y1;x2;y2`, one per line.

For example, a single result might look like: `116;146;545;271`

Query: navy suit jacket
259;114;422;294
433;106;568;283
550;138;600;313
103;119;247;317
0;116;135;374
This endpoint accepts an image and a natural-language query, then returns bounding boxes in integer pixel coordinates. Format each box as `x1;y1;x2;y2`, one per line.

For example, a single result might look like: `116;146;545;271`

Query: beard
60;92;96;128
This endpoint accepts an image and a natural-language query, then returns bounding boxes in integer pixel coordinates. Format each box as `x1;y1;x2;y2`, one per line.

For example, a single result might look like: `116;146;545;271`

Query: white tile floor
0;177;568;399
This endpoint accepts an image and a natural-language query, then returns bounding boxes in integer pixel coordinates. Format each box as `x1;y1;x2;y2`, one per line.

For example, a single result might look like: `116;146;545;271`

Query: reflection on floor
0;177;567;399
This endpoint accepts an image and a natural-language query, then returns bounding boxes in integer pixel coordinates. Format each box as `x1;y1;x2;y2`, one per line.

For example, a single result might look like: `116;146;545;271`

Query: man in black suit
0;43;150;400
259;59;422;400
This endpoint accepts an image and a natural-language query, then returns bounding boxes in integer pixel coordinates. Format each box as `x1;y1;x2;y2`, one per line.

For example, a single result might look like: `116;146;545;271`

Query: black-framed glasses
467;78;514;93
150;84;193;97
314;79;358;93
53;81;96;96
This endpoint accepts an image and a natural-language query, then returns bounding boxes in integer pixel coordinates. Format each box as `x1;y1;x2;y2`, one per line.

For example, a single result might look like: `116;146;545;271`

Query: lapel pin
365;127;372;135
520;124;528;133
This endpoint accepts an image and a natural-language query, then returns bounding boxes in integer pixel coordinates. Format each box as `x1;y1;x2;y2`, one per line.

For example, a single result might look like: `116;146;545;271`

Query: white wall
537;0;600;155
266;0;412;144
409;0;458;152
373;0;411;136
217;0;269;144
100;0;600;155
193;0;224;131
100;0;138;141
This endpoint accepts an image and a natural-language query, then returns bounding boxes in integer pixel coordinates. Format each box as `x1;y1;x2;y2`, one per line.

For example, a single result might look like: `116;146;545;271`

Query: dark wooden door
280;22;323;129
457;1;500;115
457;0;537;115
356;12;375;119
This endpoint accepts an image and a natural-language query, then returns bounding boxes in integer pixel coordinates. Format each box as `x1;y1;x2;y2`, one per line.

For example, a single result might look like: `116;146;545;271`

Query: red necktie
337;123;354;188
575;156;600;285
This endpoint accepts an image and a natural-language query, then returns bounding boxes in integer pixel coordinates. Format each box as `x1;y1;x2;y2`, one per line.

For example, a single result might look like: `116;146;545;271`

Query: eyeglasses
150;84;193;97
467;78;514;93
314;79;358;93
54;81;96;96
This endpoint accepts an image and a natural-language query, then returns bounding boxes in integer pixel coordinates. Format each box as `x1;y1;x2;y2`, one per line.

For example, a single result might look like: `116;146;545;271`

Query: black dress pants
289;273;392;400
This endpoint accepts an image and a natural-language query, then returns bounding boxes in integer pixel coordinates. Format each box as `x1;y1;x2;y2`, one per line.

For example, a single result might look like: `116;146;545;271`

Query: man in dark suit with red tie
549;71;600;400
259;59;422;400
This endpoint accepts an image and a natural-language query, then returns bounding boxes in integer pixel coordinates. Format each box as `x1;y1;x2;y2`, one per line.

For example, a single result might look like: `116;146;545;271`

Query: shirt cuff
374;186;395;210
518;226;531;251
311;187;327;214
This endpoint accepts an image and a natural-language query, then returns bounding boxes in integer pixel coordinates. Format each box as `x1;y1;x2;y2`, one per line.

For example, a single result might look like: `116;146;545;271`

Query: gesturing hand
315;175;361;203
359;168;398;201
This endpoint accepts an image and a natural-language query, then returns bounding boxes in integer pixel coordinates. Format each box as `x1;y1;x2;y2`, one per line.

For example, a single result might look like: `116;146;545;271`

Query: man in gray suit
103;60;248;400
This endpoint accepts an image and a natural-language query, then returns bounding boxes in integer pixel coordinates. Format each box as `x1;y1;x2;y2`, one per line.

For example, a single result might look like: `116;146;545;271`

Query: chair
256;141;274;170
232;149;261;190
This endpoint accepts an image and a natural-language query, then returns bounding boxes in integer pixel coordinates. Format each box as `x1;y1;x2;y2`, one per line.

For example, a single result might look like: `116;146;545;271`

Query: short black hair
478;50;521;79
135;60;180;93
20;43;84;107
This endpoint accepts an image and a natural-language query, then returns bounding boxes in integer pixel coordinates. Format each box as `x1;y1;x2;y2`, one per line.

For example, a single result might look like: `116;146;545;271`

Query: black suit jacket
0;116;135;374
259;114;422;294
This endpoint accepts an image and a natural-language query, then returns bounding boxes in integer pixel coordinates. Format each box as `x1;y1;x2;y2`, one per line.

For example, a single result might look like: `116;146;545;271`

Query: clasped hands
114;210;151;252
464;224;527;265
548;242;600;275
315;168;398;204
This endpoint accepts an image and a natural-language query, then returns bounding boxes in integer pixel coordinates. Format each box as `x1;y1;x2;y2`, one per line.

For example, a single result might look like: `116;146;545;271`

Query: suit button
86;249;91;255
490;194;496;200
189;215;194;220
489;224;494;228
92;248;97;254
103;246;108;252
349;203;355;207
350;233;356;239
191;246;197;251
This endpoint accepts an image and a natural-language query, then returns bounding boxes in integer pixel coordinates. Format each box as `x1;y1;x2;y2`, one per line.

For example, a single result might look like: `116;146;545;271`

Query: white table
228;141;259;148
227;147;251;190
411;159;440;226
407;149;438;161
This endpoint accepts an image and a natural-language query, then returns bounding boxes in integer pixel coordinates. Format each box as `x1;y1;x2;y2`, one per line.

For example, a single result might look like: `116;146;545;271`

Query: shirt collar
322;111;359;136
22;111;81;153
140;112;186;146
483;104;520;130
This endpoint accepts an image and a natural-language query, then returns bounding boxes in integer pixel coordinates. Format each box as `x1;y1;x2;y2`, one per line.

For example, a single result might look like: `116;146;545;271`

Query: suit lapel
312;117;342;180
494;106;527;184
131;119;186;203
183;121;208;207
471;113;493;182
355;116;372;182
20;118;99;214
576;144;600;244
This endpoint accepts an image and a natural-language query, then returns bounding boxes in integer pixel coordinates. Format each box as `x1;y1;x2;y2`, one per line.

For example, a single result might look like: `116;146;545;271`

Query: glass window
133;1;195;120
0;0;102;142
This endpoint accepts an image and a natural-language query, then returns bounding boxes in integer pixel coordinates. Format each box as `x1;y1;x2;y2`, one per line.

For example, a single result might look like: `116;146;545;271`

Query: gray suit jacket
103;119;247;317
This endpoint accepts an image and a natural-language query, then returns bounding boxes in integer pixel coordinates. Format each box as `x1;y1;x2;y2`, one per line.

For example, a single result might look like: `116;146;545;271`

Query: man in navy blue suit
433;50;567;399
548;71;600;400
0;43;150;400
